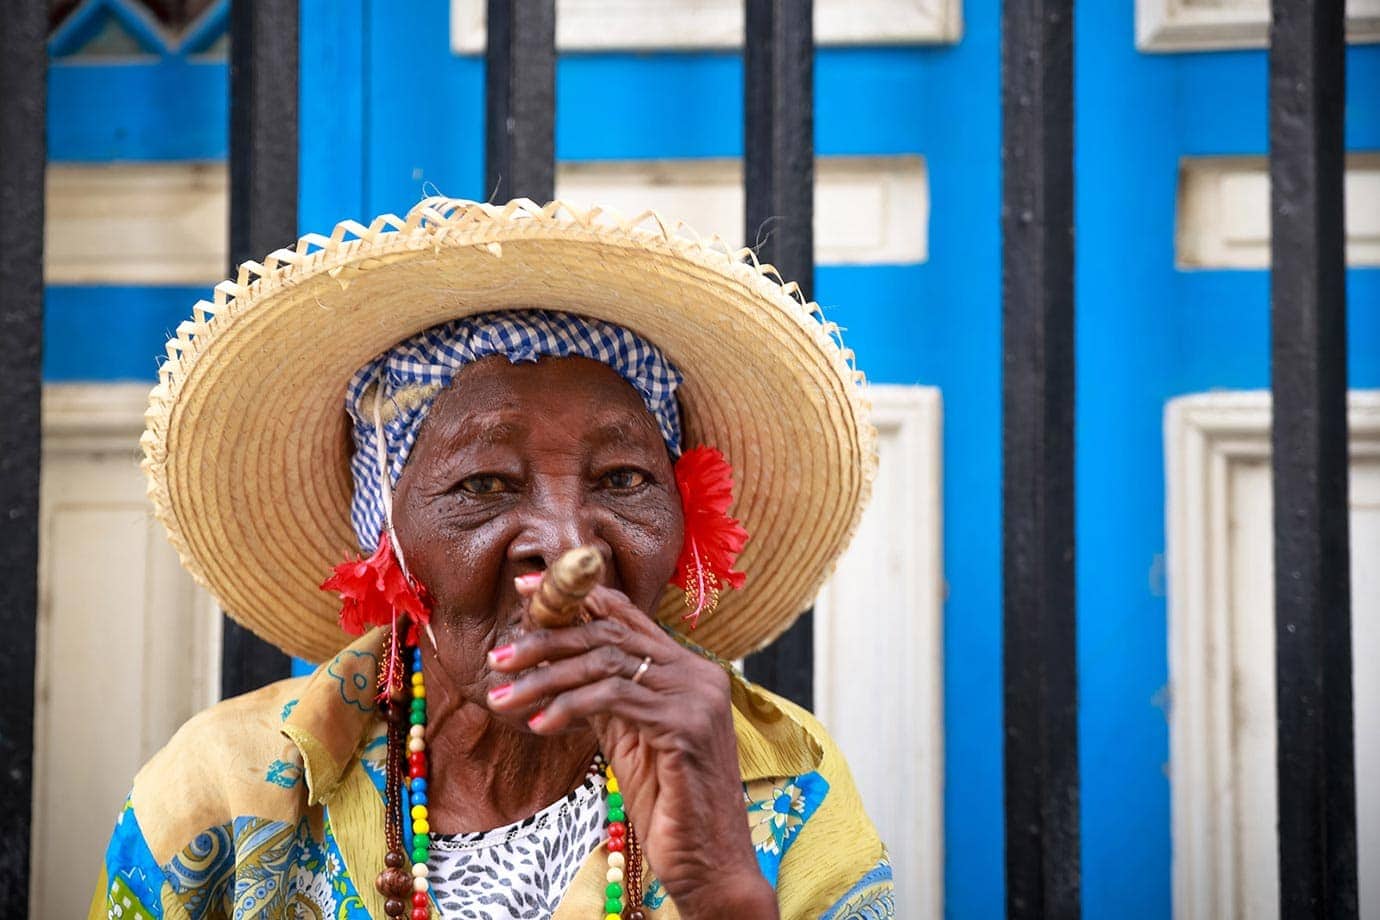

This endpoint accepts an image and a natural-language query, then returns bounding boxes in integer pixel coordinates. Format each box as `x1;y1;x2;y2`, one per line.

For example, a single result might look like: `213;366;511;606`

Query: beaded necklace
375;623;645;919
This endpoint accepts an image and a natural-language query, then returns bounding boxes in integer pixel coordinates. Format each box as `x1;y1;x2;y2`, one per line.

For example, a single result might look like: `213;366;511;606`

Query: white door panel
815;384;944;918
1165;391;1379;919
34;385;219;918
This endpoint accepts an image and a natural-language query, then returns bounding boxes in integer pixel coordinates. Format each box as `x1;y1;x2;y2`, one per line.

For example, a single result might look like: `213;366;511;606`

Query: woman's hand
484;580;778;919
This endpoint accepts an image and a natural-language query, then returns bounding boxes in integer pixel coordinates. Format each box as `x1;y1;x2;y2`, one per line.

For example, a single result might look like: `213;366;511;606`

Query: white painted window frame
556;156;929;267
46;156;926;285
46;162;228;285
1175;154;1380;270
814;384;944;918
1164;390;1380;920
451;0;963;54
1137;0;1380;52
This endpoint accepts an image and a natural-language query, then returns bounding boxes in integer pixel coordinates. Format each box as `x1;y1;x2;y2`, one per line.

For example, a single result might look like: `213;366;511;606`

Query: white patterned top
427;772;608;919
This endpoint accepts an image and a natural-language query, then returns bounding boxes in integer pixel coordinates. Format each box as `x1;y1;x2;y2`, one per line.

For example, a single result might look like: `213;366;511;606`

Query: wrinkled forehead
413;354;669;455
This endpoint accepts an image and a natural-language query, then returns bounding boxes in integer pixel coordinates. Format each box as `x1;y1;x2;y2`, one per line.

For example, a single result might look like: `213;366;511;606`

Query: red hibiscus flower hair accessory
321;384;433;701
320;529;432;704
672;446;749;628
320;530;430;638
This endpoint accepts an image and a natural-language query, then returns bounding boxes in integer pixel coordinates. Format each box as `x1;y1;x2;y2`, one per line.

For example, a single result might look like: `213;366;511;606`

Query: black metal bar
0;0;45;911
224;0;296;697
1000;0;1079;916
1269;1;1357;916
485;0;556;202
740;0;815;711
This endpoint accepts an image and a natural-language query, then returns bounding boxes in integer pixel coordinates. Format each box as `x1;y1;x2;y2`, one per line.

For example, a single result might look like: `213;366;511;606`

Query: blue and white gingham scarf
346;309;684;552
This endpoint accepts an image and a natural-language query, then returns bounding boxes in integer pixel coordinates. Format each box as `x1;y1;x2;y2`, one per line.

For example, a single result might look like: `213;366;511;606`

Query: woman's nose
505;487;610;571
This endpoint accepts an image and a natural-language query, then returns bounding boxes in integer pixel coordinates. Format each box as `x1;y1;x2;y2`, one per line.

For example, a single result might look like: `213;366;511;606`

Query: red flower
321;531;430;636
672;446;749;627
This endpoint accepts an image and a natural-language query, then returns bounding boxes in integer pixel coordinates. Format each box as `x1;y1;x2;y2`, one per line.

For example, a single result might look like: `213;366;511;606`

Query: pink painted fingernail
527;710;545;730
514;572;543;590
489;644;515;665
487;684;513;703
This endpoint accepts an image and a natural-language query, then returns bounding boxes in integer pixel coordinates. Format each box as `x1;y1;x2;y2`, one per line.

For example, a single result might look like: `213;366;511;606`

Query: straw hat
142;198;877;663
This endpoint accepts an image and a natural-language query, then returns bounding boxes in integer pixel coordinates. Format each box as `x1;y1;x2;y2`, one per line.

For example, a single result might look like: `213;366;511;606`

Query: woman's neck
419;673;598;834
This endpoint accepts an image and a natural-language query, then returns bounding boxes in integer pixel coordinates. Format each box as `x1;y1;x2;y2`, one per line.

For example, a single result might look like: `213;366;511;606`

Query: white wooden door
815;384;945;917
33;385;219;918
1166;391;1379;919
1224;455;1380;919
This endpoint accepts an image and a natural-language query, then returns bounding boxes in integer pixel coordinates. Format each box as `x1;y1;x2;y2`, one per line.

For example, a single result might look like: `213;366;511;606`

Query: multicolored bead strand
377;624;418;917
603;765;645;920
406;640;431;920
624;822;644;920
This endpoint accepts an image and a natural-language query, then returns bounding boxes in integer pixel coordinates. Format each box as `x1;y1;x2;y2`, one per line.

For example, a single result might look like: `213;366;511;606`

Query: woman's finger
578;585;665;631
489;615;663;673
486;645;664;717
525;675;662;735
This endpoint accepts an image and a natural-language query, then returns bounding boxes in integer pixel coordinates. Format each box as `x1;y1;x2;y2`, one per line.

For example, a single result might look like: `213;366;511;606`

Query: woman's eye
601;468;649;490
458;475;509;495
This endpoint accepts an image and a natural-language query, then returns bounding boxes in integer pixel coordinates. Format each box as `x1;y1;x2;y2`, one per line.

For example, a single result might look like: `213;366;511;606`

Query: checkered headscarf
346;309;684;551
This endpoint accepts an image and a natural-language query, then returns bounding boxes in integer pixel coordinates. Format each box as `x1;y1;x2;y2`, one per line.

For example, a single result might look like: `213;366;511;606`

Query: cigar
528;546;604;628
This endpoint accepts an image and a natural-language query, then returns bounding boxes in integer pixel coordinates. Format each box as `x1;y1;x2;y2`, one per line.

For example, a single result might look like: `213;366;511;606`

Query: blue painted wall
47;2;1379;916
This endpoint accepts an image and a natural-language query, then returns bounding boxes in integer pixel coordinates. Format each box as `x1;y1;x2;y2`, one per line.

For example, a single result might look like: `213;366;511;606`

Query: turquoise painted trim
49;0;229;58
44;286;202;381
48;61;227;160
49;0;167;58
48;0;228;161
300;0;367;228
180;0;230;56
1173;47;1380;155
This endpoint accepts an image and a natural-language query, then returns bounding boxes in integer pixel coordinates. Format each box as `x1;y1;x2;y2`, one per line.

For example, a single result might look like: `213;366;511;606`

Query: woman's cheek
605;491;683;601
404;517;507;613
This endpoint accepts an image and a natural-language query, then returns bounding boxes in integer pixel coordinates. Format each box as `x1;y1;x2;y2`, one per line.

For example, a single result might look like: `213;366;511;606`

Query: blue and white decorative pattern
346;309;684;551
102;799;167;919
820;853;897;920
743;771;830;887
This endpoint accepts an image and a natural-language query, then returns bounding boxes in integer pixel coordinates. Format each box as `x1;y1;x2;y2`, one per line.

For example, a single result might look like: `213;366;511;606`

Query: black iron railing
0;2;46;911
741;0;816;712
1268;0;1357;916
221;0;298;698
1000;2;1081;916
485;0;556;203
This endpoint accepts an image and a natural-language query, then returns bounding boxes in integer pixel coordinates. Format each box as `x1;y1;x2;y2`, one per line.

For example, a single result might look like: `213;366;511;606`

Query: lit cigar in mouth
528;546;604;628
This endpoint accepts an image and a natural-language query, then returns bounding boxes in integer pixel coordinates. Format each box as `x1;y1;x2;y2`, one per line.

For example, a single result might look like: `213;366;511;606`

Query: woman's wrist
673;866;778;919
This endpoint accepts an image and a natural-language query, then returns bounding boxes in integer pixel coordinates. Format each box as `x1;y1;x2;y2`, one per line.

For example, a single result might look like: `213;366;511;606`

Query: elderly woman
92;200;891;919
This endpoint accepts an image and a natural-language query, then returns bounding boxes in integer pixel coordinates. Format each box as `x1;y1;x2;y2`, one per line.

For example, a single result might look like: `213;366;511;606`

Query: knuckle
593;645;625;677
521;629;555;654
669;726;700;755
598;676;626;702
596;617;632;645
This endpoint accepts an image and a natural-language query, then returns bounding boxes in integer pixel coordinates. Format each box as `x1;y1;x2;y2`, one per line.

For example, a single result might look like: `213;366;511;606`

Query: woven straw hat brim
142;198;877;663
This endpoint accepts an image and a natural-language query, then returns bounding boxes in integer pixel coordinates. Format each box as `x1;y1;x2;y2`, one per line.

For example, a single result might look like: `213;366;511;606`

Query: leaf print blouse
89;630;895;919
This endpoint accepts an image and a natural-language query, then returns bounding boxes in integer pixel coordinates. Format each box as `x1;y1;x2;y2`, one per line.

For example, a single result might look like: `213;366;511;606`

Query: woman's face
392;355;684;697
